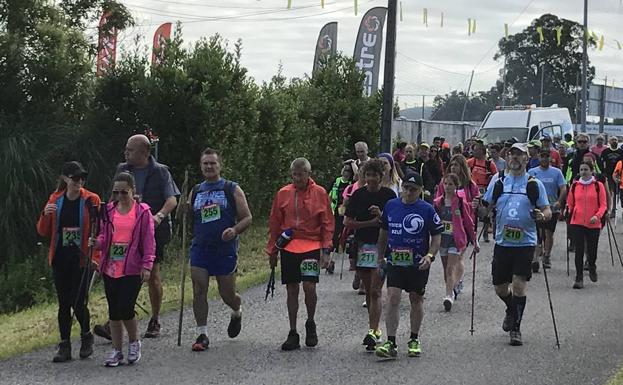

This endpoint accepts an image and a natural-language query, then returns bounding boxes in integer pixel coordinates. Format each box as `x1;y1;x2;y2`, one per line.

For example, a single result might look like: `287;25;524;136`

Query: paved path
3;222;623;385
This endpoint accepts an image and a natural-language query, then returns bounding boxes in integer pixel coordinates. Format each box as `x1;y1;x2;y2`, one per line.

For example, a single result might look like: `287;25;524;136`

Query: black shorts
537;213;560;236
281;249;321;284
154;225;172;264
386;263;429;295
492;245;535;285
103;274;142;321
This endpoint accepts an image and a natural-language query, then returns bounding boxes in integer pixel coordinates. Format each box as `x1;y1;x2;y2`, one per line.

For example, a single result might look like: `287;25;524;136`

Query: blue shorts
190;242;238;276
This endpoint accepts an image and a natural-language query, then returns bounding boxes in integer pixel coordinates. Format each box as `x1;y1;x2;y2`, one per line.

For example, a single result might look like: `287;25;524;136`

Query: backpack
490;170;540;207
470;159;493;175
569;179;606;227
190;180;238;220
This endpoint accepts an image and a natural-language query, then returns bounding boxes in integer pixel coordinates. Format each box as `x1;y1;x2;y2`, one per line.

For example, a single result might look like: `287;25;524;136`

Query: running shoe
583;261;589;271
127;340;141;364
542;256;551;269
453;280;464;298
407;338;422;357
573;279;584;289
104;349;124;367
509;330;522;346
93;322;112;341
362;329;381;351
362;300;367;308
352;273;360;290
52;341;71;363
358;287;366;295
589;269;598;283
375;341;397;359
281;330;300;351
502;309;514;332
443;296;453;312
227;312;242;338
192;334;210;351
531;261;540;273
326;261;335;274
305;319;318;347
144;318;161;338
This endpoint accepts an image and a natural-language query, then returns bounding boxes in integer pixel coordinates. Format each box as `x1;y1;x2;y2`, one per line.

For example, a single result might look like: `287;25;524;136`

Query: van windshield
476;128;528;144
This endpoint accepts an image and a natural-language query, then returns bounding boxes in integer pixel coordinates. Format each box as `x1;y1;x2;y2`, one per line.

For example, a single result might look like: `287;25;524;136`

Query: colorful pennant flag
599;35;604;50
287;0;292;9
504;23;509;39
423;8;428;27
616;40;622;50
468;18;471;36
472;19;476;34
321;0;324;8
536;26;544;43
441;12;444;28
555;26;563;46
354;0;357;15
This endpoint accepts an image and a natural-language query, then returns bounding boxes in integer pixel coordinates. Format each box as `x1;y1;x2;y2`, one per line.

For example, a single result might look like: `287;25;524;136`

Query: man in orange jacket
266;157;334;351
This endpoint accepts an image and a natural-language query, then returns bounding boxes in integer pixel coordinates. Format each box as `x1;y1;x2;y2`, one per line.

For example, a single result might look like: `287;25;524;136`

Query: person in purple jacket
89;172;155;367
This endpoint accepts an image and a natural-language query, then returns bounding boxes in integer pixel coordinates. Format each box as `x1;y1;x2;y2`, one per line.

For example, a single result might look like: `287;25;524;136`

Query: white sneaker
443;296;453;312
127;340;141;364
362;300;367;308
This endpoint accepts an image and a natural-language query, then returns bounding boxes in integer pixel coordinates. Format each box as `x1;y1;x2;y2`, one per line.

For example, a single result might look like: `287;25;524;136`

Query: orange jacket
614;160;623;189
36;188;101;266
266;178;334;256
567;178;607;229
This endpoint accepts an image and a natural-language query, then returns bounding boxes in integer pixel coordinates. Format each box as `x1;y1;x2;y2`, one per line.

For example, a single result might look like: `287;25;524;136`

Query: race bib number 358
300;259;320;277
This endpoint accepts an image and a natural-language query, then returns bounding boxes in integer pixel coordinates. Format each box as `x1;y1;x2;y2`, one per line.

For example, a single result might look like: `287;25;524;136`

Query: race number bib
201;204;221;223
300;259;320;277
503;225;524;242
391;247;415;267
357;243;378;268
110;242;128;261
62;227;80;247
442;221;453;235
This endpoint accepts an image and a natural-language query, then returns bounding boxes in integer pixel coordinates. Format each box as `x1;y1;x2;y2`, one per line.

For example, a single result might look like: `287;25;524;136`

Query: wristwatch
426;253;435;262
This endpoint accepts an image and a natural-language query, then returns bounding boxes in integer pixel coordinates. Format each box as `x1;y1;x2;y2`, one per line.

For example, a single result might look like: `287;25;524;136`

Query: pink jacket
97;201;156;275
567;178;607;229
433;194;476;251
435;180;480;203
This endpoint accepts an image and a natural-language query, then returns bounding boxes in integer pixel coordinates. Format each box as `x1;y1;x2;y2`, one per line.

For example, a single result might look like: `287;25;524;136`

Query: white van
476;105;574;144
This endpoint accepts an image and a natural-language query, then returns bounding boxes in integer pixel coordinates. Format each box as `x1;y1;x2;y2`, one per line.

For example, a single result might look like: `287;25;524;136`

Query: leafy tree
431;88;500;121
494;13;596;119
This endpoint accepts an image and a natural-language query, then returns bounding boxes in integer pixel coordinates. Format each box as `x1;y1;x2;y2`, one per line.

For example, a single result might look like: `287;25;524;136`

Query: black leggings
52;253;92;341
103;275;142;321
571;225;600;277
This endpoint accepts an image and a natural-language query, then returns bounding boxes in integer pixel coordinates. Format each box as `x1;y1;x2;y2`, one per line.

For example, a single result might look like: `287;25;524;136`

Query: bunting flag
95;11;117;76
321;0;324;8
616;40;622;50
599;35;605;50
555;26;563;46
441;12;444;27
504;23;509;39
287;0;292;9
591;30;598;42
423;8;428;26
536;26;544;43
354;0;357;15
472;19;476;33
468;18;471;36
151;22;172;67
400;1;403;22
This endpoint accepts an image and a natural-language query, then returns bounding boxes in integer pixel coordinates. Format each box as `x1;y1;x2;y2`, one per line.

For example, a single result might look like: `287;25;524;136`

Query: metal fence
392;119;480;145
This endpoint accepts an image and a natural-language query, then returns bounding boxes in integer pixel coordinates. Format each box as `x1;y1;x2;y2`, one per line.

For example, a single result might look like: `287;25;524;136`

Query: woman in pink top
567;162;607;289
89;172;155;367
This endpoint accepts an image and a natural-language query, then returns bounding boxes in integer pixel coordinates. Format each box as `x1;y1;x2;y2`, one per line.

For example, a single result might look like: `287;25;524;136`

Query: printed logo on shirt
402;214;425;235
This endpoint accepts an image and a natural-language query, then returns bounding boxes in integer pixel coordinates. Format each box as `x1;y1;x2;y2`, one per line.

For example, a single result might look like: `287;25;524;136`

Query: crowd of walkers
36;131;623;365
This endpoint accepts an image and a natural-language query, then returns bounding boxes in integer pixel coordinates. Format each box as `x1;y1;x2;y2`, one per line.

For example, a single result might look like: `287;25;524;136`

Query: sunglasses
112;190;130;196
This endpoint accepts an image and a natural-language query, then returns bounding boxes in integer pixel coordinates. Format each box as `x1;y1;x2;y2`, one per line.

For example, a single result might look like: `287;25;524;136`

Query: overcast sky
116;0;623;108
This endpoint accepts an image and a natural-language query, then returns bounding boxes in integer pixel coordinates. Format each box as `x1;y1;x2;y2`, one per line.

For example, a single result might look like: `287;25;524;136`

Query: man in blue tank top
189;148;252;352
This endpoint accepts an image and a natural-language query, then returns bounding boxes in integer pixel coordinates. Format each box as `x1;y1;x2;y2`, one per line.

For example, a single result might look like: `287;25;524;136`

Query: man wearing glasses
564;133;603;183
93;134;179;340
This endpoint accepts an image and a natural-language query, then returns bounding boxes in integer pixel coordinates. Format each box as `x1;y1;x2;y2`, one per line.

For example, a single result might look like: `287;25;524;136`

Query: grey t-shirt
439;204;455;249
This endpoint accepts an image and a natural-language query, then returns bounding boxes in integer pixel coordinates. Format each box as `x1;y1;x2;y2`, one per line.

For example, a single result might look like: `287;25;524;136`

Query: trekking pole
566;237;570;277
542;250;561;350
607;219;623;268
339;245;346;280
73;199;99;321
469;246;477;336
176;169;190;347
339;227;348;280
265;266;275;301
606;216;615;267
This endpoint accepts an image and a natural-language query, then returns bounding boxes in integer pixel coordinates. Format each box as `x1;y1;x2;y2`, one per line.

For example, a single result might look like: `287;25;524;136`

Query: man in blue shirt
374;172;443;359
483;143;551;346
528;150;567;270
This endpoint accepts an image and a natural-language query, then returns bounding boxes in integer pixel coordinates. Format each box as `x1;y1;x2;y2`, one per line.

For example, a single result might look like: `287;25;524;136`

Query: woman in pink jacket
567;162;607;289
433;173;479;311
89;172;155;367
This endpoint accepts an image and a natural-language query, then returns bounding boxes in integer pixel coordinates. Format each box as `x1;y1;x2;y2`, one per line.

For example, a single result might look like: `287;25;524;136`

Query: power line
397;51;473;76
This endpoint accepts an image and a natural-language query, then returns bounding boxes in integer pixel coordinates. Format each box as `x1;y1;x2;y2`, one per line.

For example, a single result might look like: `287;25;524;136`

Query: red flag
96;11;118;76
151;22;172;66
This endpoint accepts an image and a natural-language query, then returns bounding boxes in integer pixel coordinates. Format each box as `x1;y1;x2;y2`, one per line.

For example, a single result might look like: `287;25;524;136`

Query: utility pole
461;70;475;121
380;0;397;153
501;56;508;107
599;76;607;133
421;95;425;119
574;72;580;123
539;64;545;107
581;0;588;132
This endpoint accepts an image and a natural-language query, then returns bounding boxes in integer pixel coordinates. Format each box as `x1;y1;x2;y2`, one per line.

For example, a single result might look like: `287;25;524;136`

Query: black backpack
490;170;540;207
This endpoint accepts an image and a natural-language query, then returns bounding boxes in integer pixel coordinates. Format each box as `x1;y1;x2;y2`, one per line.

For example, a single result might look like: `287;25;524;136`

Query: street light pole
380;0;397;152
581;0;588;132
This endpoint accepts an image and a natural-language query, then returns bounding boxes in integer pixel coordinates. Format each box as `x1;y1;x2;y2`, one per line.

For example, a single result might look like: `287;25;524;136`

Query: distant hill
398;106;435;120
